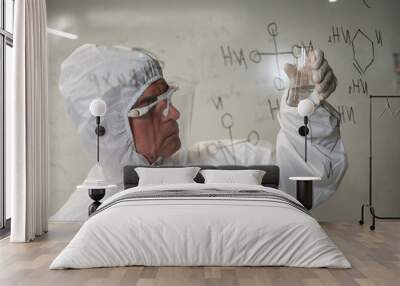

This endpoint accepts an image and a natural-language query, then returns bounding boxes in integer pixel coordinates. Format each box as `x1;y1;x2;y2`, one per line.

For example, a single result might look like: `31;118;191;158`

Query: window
0;0;14;232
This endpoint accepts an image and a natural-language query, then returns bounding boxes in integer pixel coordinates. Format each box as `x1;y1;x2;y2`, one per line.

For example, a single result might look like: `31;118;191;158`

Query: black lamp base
88;188;106;216
298;125;309;136
296;180;313;210
95;125;106;136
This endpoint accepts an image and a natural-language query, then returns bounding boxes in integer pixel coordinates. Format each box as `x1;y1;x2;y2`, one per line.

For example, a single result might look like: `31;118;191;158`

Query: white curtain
8;0;49;242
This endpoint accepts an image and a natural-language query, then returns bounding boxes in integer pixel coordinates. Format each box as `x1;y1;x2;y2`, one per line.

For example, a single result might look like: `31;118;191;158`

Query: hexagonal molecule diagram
352;29;375;75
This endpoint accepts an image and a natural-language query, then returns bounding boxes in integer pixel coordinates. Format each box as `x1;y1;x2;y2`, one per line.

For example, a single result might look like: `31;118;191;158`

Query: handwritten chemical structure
207;96;260;164
250;22;299;91
328;26;382;75
220;22;313;91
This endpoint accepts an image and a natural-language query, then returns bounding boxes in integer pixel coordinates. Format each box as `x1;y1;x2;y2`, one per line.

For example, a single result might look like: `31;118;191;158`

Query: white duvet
50;183;350;269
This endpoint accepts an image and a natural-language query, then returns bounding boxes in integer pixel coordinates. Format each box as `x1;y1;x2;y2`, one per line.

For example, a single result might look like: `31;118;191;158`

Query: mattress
50;183;350;269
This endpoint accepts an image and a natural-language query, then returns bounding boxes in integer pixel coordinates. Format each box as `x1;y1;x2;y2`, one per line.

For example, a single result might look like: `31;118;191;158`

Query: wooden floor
0;222;399;286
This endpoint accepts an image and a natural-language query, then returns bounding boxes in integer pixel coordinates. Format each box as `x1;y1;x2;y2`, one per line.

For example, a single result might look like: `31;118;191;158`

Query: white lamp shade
78;163;116;189
89;98;107;117
298;99;315;117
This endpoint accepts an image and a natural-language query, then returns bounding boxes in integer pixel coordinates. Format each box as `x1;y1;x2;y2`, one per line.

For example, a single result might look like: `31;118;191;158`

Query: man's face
128;79;181;164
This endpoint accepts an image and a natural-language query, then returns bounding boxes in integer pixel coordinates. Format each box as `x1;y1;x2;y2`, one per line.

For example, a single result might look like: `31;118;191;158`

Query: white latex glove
284;49;338;105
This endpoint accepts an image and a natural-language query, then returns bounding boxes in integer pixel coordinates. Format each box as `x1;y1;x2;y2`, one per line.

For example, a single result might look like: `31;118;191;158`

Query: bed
50;165;350;269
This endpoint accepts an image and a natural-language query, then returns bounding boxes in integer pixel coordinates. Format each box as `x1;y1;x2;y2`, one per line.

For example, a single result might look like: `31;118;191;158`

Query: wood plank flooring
0;222;399;286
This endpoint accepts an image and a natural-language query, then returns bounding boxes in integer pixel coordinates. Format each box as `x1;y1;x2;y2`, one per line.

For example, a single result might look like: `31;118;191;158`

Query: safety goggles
128;86;178;118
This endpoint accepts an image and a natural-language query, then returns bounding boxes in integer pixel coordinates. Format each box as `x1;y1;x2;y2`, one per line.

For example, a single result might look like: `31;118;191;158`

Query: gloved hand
284;49;337;106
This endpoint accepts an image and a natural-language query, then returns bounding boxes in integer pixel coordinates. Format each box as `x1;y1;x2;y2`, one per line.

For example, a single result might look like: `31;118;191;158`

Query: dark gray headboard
123;165;280;189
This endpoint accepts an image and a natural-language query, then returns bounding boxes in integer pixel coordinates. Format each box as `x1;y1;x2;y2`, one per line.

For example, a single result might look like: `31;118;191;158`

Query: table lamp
78;98;115;215
293;97;320;210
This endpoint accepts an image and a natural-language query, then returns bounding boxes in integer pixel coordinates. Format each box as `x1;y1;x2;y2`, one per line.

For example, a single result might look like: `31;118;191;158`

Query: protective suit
51;44;347;222
58;44;164;184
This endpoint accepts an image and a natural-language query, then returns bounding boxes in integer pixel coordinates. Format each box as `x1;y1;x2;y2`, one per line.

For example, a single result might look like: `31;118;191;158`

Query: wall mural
47;0;400;222
50;42;347;222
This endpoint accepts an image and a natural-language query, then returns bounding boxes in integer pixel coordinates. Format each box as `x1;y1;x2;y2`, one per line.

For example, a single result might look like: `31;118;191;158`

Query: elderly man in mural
52;44;346;221
127;78;182;165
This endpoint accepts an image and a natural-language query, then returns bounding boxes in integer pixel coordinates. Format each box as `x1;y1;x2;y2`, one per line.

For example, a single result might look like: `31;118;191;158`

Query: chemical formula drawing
327;26;383;75
220;22;313;92
206;96;260;164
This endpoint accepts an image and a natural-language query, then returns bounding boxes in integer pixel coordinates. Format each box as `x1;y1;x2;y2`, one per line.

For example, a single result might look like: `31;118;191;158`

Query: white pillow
135;167;200;186
200;169;266;185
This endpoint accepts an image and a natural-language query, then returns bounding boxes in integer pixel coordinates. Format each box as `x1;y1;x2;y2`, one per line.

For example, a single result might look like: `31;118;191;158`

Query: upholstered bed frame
123;165;280;190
